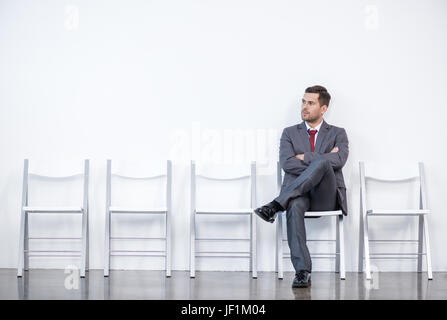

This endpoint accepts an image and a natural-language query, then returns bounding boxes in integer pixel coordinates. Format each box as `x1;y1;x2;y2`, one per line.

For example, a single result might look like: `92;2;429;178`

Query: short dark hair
305;85;331;108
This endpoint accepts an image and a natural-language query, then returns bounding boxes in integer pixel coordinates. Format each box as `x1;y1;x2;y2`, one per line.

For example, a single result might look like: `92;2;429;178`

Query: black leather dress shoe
254;201;281;223
292;270;311;288
254;206;275;223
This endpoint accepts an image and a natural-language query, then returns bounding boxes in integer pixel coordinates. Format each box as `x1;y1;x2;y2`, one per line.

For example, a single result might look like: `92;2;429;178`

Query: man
254;85;349;288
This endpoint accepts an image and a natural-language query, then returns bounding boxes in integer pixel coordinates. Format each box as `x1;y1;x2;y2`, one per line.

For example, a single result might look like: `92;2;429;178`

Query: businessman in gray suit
254;85;349;288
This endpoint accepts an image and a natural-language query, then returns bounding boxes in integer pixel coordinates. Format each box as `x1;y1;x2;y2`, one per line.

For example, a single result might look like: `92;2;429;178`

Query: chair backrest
106;160;172;208
359;161;427;216
23;159;89;208
191;160;257;209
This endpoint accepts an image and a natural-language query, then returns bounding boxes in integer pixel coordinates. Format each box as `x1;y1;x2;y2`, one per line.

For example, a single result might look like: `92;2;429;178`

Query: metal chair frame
358;161;433;280
104;160;172;277
17;159;90;277
275;161;345;280
190;160;257;278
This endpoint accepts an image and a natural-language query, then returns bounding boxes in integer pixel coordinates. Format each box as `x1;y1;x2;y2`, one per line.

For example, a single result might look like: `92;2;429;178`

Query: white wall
1;0;446;272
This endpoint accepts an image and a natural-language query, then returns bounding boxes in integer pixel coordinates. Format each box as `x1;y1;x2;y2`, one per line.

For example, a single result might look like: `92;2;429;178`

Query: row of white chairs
16;159;433;280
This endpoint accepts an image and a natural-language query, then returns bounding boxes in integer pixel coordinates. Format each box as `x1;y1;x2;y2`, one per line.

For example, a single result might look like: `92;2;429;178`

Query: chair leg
358;211;364;273
104;208;110;277
190;212;195;278
81;160;89;277
423;215;433;280
363;215;372;280
275;219;278;274
277;212;284;280
338;215;346;280
86;210;89;272
17;210;26;277
335;215;340;274
251;211;257;279
417;215;423;273
24;212;29;271
166;211;172;278
80;209;88;278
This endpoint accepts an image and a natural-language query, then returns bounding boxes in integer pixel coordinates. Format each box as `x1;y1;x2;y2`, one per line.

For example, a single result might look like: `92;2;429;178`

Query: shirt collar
305;119;323;132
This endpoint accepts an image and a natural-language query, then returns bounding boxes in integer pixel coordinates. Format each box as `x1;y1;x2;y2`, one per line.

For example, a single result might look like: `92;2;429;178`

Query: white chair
275;161;345;280
17;159;90;277
104;160;172;277
358;161;433;280
190;160;257;278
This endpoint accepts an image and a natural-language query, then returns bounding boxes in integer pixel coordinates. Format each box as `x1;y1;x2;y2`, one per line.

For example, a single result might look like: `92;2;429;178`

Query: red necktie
308;129;317;152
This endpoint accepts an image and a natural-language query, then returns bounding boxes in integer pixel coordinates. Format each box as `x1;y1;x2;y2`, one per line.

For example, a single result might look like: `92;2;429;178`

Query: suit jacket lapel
297;121;311;152
314;120;330;153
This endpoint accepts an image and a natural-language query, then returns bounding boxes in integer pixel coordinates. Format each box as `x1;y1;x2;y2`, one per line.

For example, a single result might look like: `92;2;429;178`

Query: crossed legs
276;156;337;272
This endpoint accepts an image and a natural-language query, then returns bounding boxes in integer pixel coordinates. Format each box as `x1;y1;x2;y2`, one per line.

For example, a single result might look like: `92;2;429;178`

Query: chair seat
196;208;253;215
109;206;167;214
304;210;343;217
367;209;430;216
23;206;84;213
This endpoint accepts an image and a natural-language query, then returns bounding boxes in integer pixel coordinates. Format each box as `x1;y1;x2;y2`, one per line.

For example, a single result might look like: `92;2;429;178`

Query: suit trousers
274;156;337;272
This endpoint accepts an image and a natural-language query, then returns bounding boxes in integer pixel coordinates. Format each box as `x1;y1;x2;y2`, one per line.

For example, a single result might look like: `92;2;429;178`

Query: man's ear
321;105;328;115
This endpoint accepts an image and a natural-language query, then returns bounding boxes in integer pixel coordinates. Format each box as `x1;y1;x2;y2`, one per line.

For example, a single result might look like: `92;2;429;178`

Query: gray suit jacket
279;120;349;215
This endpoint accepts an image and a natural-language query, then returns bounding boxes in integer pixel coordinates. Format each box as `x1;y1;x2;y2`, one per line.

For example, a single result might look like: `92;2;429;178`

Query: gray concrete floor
1;269;446;300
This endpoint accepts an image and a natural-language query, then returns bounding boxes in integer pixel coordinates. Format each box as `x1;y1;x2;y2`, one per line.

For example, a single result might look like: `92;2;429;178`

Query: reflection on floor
0;269;445;300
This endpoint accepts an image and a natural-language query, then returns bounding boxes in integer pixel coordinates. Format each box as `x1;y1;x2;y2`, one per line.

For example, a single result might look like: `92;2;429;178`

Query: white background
1;0;446;272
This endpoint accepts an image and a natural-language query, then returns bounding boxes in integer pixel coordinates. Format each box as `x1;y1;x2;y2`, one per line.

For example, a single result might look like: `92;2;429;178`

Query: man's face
301;92;326;122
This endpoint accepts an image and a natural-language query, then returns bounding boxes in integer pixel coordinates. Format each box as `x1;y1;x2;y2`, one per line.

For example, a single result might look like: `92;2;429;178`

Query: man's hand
331;146;339;153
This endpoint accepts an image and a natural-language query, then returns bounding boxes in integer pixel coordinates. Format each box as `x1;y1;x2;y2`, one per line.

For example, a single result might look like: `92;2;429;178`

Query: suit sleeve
302;128;349;170
279;128;309;175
